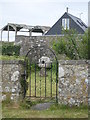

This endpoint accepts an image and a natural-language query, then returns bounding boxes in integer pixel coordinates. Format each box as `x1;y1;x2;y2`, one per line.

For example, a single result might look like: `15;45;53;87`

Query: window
77;20;83;26
81;22;87;28
77;20;87;28
62;18;70;30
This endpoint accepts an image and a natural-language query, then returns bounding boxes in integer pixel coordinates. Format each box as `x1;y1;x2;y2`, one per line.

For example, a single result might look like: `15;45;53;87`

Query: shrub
52;29;88;60
2;42;21;56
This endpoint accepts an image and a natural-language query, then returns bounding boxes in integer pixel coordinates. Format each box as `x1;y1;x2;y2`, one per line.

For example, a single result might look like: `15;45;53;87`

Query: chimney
66;7;68;13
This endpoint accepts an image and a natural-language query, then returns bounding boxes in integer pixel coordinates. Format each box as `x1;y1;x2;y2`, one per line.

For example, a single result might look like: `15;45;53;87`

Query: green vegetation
0;42;21;56
2;93;88;118
0;55;24;60
2;102;88;118
52;29;88;60
1;30;89;119
0;42;23;60
25;62;57;99
26;71;56;98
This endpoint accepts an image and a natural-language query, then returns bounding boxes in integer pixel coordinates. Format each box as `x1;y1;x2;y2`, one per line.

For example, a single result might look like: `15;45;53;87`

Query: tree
52;29;88;60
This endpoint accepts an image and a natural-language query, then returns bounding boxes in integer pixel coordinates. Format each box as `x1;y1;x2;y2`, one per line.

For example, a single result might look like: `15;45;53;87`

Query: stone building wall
58;60;89;106
15;35;61;56
0;60;24;102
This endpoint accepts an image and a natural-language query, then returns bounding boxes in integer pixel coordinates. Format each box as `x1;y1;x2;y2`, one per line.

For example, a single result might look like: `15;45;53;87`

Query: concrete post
8;24;9;42
1;30;2;41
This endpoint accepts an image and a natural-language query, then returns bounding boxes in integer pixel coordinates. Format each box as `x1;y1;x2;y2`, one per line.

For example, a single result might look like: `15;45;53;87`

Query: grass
26;65;57;99
2;102;88;118
0;55;25;60
1;58;88;118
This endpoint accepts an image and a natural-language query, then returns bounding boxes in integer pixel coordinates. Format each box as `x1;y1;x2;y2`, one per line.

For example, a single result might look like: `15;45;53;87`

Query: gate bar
40;72;41;99
40;50;41;100
45;63;46;98
29;62;31;97
56;61;58;103
51;63;52;97
35;63;36;97
24;60;27;99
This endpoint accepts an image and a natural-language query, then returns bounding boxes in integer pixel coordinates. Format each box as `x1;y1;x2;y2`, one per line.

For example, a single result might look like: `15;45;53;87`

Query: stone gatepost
1;60;24;102
58;60;89;106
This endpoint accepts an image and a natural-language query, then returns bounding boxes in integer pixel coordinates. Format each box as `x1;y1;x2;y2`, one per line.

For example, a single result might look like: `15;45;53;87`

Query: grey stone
12;88;16;93
76;79;80;84
1;60;23;102
31;102;53;110
58;61;88;106
38;56;51;68
2;95;6;101
11;71;19;82
59;64;64;78
5;86;10;92
11;96;14;100
0;86;2;92
69;98;75;105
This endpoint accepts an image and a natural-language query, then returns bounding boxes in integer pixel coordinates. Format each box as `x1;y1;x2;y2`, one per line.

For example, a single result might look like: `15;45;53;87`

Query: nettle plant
52;29;88;60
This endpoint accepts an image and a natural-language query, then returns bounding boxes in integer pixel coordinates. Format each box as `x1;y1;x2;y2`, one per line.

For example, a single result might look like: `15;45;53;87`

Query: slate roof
46;12;87;35
67;12;87;31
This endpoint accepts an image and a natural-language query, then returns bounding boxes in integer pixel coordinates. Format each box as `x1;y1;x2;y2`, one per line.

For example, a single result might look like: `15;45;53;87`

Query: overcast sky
0;0;89;41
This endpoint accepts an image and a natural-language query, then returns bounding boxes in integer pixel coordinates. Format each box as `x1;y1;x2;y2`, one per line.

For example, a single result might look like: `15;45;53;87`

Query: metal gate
24;45;58;103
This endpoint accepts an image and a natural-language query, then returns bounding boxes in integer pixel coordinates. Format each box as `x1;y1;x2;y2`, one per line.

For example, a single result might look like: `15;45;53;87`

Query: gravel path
31;102;53;110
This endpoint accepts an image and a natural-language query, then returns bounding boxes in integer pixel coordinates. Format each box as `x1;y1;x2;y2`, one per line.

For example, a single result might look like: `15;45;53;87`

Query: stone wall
58;60;89;106
0;60;24;102
15;35;61;56
1;59;89;106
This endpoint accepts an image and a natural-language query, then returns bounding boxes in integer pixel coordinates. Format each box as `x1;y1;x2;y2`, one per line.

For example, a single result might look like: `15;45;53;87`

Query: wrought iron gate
24;45;58;103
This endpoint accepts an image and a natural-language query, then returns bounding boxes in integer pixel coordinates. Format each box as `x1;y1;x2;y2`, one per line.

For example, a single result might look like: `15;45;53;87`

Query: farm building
0;23;50;42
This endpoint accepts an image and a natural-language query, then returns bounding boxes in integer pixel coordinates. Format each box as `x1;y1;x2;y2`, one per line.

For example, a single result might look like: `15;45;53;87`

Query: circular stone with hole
38;56;51;68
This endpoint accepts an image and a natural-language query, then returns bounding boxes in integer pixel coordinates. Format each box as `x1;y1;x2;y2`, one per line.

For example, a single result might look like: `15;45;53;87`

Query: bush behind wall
1;42;21;56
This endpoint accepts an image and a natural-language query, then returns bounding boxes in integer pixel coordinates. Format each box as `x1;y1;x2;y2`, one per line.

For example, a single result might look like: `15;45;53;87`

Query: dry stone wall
58;60;89;106
15;35;61;56
0;60;24;102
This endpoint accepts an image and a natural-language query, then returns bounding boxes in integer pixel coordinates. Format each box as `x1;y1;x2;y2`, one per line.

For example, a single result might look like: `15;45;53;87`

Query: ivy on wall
20;77;28;99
